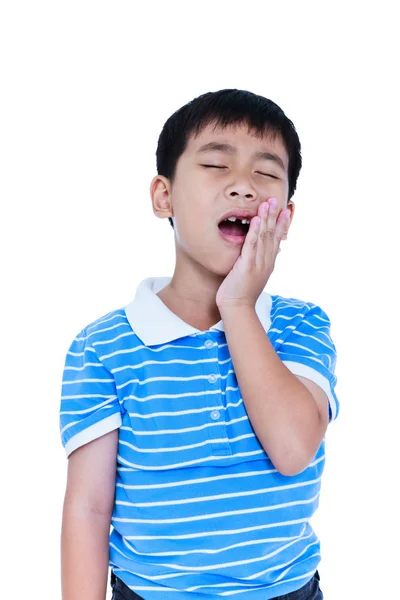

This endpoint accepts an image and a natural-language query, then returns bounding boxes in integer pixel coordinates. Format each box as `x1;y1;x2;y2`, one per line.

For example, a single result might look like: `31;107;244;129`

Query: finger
255;202;269;266
272;209;290;258
275;208;290;239
256;199;278;266
241;215;261;265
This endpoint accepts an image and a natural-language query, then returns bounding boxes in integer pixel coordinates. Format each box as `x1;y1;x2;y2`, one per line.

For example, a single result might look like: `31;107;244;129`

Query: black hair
155;89;302;229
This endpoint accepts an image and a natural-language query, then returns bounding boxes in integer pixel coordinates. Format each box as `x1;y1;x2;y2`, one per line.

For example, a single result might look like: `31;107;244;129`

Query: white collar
124;277;272;346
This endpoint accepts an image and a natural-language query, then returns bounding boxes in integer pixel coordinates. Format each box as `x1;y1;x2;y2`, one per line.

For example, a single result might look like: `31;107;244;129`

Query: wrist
218;303;257;317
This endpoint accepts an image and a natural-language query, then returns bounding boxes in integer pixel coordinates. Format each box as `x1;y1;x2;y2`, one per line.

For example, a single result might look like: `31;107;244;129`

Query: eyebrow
196;142;287;171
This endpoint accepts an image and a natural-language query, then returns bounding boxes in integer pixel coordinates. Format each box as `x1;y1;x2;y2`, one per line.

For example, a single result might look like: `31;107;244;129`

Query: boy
60;89;339;600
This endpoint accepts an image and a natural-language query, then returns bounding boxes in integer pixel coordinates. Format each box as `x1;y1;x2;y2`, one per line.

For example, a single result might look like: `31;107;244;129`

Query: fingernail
270;198;278;208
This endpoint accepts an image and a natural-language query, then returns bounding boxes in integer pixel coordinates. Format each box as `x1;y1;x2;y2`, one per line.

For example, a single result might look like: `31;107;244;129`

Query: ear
150;175;173;220
282;200;295;240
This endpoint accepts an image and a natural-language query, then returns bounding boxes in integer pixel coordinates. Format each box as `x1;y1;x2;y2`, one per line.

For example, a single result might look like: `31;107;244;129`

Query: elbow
271;448;316;477
268;424;325;477
276;462;309;477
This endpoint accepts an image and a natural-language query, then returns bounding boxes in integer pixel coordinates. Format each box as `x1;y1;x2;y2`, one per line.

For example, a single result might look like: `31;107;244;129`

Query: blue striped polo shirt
60;276;339;600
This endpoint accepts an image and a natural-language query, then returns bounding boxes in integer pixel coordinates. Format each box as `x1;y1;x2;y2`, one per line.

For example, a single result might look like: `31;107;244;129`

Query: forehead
185;122;289;169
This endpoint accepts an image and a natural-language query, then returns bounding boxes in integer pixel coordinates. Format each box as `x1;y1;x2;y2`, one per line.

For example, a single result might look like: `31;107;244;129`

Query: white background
1;2;399;598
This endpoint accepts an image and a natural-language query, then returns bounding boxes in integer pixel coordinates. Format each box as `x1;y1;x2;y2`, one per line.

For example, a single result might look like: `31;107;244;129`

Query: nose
224;176;258;202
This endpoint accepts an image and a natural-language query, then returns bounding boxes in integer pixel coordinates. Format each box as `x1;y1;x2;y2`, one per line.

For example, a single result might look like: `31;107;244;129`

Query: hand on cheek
216;198;290;309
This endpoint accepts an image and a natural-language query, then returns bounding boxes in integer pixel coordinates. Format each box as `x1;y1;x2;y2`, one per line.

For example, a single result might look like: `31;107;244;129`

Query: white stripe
109;541;133;561
112;357;222;373
126;389;226;403
281;353;327;369
99;340;229;361
271;312;307;321
282;329;333;350
120;532;303;556
116;448;267;471
248;569;318;595
273;299;311;309
120;414;248;435
112;566;318;592
61;393;115;403
116;455;325;491
62;377;114;385
269;325;296;334
300;318;329;331
279;341;333;368
187;552;320;598
112;494;319;524
271;326;332;345
87;321;130;338
123;519;310;542
248;548;319;585
86;312;125;331
128;392;231;414
276;341;321;356
67;347;96;357
110;548;320;596
119;432;255;454
115;477;321;508
60;420;80;435
63;362;105;372
60;397;117;414
119;531;318;572
92;330;134;345
116;369;235;390
313;313;330;323
107;554;296;591
109;542;188;592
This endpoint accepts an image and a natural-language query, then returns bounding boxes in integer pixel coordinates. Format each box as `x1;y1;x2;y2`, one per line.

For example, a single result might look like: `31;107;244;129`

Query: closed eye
201;165;226;169
256;172;279;179
202;165;279;179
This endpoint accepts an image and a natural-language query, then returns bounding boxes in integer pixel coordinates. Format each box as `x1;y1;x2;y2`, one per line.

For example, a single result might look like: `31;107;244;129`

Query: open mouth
218;216;251;237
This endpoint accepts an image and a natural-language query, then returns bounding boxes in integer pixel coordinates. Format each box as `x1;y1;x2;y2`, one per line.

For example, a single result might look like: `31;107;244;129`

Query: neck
157;255;225;330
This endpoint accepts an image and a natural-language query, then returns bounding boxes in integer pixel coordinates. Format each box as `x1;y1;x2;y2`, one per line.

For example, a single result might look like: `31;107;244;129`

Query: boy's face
151;121;294;277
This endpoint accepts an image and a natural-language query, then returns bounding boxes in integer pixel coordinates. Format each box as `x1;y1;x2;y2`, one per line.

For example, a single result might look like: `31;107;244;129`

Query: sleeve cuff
64;412;122;457
282;360;338;421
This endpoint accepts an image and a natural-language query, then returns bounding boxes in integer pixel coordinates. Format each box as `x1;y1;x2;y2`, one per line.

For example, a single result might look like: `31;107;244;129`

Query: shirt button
210;410;220;420
208;374;218;383
204;339;214;349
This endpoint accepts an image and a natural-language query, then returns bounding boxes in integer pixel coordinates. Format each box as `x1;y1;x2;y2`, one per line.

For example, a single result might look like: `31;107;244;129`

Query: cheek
281;179;290;200
266;182;288;207
173;197;208;243
175;186;211;230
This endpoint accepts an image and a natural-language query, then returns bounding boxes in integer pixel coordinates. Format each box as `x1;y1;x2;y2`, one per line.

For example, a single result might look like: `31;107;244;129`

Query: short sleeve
275;304;339;422
59;328;122;457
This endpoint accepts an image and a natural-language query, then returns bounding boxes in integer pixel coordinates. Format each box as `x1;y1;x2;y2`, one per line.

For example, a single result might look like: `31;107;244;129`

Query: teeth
226;216;251;224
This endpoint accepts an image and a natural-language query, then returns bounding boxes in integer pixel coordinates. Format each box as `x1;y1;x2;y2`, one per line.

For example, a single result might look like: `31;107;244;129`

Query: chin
181;241;240;276
203;254;238;277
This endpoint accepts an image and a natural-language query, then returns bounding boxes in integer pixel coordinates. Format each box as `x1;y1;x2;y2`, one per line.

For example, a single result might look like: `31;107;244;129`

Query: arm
220;305;329;476
61;429;119;600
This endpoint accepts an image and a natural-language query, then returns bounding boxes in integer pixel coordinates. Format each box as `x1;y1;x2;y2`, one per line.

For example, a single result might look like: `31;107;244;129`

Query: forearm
221;305;324;476
61;502;111;600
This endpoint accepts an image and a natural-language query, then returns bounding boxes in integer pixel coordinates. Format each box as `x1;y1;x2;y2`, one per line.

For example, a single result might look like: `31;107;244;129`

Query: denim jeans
110;570;323;600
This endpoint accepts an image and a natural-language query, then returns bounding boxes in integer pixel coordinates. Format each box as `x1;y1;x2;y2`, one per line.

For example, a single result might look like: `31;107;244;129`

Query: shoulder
67;307;132;356
270;293;321;321
269;294;332;342
84;307;129;339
